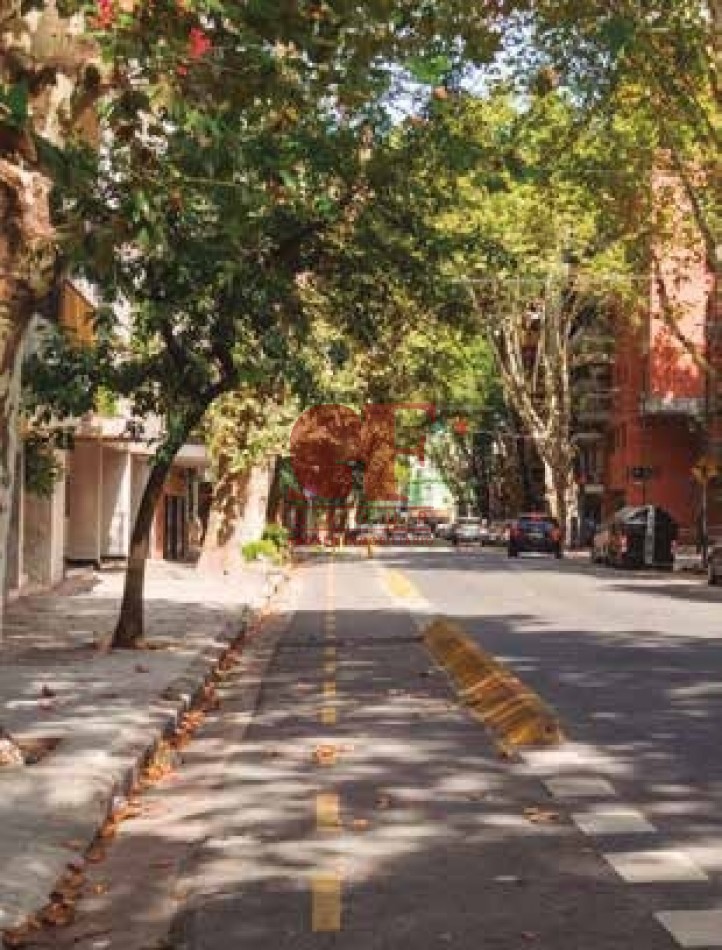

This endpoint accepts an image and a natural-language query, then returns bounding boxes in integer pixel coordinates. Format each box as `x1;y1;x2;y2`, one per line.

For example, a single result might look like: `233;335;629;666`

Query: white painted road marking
655;910;722;948
572;805;656;836
544;776;617;799
603;849;709;884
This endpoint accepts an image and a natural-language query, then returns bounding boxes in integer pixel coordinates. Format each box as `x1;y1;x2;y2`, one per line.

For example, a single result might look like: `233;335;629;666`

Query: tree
527;1;720;276
415;87;643;535
30;0;515;646
0;0;104;625
199;386;298;572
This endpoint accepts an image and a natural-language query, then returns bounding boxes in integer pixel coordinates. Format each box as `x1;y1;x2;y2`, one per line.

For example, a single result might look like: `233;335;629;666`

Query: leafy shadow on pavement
28;603;685;950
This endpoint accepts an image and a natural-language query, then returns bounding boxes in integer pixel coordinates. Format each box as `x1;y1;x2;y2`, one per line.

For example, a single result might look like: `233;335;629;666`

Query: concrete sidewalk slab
0;560;287;930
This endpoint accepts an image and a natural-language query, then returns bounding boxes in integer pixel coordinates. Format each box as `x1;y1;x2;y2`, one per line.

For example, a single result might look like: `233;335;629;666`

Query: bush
262;523;289;548
241;539;279;563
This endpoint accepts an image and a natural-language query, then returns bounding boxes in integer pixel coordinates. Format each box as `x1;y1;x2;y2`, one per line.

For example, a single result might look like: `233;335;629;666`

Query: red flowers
96;0;115;28
188;27;212;59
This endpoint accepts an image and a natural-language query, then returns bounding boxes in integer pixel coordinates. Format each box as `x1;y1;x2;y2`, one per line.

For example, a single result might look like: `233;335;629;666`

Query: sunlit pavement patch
572;805;657;836
544;776;617;799
603;849;709;884
655;910;722;948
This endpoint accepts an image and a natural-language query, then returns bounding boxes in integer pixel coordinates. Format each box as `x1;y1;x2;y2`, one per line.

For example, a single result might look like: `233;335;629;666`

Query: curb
422;618;564;753
0;568;289;935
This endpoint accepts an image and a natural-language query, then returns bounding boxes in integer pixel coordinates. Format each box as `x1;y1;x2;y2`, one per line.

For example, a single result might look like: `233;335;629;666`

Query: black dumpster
596;505;678;569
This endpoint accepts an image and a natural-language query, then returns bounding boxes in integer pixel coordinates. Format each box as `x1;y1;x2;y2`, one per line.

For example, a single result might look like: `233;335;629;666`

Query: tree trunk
199;461;273;573
0;322;25;635
113;393;216;649
112;453;175;648
266;455;284;524
543;457;577;544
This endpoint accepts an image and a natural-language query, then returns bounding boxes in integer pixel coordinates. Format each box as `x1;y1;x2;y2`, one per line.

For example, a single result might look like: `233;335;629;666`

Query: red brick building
603;170;719;543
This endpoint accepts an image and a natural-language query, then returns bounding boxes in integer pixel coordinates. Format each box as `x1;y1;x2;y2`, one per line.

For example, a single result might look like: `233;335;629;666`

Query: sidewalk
0;560;287;930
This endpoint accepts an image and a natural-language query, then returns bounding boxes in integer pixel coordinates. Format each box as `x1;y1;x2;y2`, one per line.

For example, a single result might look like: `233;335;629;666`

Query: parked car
591;505;677;569
708;538;722;585
387;523;411;544
436;521;454;541
409;522;434;543
508;513;562;558
452;517;484;546
487;520;510;546
349;523;387;544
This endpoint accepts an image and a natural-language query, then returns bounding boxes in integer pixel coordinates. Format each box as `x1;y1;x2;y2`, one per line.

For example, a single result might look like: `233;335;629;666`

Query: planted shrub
241;539;279;563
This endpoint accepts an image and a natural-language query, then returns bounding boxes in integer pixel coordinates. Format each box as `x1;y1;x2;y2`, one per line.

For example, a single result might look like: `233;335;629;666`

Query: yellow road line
384;568;422;600
316;793;341;831
324;660;336;676
323;681;336;698
312;873;342;931
325;646;337;659
422;618;564;750
321;707;338;725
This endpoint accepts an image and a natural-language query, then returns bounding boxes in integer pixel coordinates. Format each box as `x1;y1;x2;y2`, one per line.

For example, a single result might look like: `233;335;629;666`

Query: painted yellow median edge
422;618;564;751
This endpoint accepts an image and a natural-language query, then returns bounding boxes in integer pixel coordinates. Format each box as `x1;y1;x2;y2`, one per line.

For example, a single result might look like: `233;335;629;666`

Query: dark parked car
436;521;454;541
707;536;722;585
508;513;562;558
592;505;677;569
452;517;484;546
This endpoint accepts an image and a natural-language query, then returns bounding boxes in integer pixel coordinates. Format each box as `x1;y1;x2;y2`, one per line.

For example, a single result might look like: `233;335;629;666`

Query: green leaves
0;82;29;130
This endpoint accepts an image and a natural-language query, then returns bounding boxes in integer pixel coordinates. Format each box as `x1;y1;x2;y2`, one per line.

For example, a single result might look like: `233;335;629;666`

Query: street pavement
29;548;722;949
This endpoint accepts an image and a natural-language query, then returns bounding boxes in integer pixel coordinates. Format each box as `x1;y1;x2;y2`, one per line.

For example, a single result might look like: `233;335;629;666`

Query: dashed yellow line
312;873;342;931
325;646;336;659
321;707;338;725
323;680;337;698
316;793;341;831
324;660;336;676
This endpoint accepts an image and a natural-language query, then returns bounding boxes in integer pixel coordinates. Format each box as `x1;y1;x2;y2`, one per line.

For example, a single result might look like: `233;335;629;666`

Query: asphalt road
35;550;722;950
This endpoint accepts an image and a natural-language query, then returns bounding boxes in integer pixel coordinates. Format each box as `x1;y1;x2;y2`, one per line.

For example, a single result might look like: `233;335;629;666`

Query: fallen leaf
135;664;150;673
351;819;370;831
61;840;85;852
113;803;143;823
523;807;560;824
40;685;56;698
92;883;109;896
312;744;338;766
375;794;392;810
86;845;107;864
41;901;75;927
521;933;538;941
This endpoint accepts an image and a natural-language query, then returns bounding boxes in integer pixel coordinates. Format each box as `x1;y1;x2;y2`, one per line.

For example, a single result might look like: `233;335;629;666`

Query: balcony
640;394;704;418
569;335;615;369
573;392;613;426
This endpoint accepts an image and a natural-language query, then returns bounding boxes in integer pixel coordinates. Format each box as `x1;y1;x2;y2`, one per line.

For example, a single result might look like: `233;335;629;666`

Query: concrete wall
100;448;131;558
23;453;66;587
5;449;23;595
66;441;102;562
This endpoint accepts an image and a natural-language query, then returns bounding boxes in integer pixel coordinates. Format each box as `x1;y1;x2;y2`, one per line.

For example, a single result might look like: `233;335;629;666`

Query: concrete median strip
422;618;564;751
